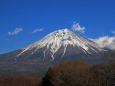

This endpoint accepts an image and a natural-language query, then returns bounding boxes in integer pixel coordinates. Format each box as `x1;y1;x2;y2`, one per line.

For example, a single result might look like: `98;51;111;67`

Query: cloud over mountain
91;36;115;50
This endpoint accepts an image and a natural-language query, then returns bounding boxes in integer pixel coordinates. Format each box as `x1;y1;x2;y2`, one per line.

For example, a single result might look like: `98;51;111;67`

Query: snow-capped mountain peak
0;29;107;77
16;29;103;60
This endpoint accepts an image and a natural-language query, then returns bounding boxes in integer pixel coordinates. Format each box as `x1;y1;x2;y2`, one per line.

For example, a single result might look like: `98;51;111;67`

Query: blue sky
0;0;115;54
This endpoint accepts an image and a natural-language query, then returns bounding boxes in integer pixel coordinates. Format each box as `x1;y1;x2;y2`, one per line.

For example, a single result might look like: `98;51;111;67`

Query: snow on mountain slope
16;29;103;60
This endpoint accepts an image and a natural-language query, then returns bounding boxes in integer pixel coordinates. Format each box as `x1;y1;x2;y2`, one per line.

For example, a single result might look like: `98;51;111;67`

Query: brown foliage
42;60;90;86
42;60;115;86
0;76;41;86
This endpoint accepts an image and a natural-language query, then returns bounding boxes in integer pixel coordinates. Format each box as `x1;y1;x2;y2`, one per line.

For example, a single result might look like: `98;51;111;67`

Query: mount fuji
0;29;105;76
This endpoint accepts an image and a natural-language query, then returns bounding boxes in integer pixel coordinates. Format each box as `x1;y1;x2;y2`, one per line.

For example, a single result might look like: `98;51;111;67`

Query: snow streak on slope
16;29;103;60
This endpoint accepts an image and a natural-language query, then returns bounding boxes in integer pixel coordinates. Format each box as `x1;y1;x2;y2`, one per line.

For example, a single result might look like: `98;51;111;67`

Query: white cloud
72;22;86;33
32;29;43;33
8;28;23;35
111;30;115;34
91;36;115;50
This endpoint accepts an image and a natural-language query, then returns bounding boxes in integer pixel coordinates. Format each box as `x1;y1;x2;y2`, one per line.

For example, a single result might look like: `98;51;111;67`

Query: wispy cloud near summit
8;28;23;35
32;29;43;33
111;30;115;34
72;22;86;33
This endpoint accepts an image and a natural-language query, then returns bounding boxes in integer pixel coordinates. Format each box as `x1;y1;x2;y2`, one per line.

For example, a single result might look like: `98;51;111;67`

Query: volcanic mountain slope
15;29;104;60
0;29;105;76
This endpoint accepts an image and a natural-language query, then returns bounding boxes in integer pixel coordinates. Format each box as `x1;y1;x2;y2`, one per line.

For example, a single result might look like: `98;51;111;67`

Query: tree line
41;59;115;86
